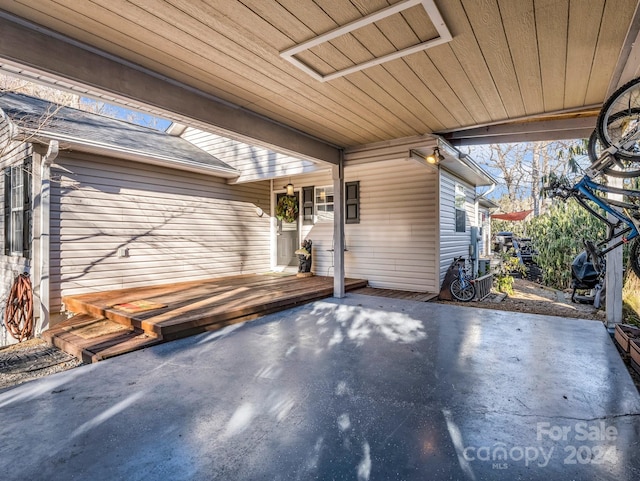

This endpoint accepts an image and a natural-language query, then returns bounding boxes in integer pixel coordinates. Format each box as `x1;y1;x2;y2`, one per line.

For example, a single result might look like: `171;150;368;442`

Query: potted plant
295;239;313;277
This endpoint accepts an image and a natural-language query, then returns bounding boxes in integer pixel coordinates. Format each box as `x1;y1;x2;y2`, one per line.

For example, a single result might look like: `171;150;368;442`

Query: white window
10;165;24;254
315;186;334;221
4;159;31;257
455;183;466;233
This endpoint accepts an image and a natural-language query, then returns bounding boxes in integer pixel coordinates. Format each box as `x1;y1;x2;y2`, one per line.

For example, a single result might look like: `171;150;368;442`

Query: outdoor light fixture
286;179;294;196
426;147;444;165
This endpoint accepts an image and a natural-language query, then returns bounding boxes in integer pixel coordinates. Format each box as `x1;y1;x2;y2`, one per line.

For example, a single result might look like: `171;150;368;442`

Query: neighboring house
0;93;495;347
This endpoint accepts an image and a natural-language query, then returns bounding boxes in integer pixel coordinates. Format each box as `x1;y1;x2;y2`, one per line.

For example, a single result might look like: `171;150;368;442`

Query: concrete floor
1;294;639;481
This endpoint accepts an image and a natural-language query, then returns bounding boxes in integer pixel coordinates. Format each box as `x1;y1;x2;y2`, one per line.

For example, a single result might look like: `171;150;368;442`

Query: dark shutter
302;186;314;225
345;181;360;224
23;158;32;258
3;167;10;255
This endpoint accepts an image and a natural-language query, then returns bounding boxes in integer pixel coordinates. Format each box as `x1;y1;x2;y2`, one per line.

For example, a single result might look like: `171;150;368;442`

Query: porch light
286;179;294;196
426;147;444;165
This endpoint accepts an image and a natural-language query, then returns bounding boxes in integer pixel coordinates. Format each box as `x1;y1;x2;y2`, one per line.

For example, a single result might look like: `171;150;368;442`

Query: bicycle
449;256;476;302
542;76;640;278
543;174;640;278
586;76;640;178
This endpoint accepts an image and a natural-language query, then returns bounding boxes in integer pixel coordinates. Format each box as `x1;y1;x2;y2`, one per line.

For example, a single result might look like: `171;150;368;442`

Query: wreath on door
276;195;298;223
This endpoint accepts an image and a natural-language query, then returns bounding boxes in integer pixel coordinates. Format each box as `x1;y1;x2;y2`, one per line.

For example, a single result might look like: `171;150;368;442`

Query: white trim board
280;0;452;82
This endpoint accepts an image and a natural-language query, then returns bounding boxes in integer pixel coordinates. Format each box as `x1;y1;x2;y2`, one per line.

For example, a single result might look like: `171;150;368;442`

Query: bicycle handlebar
541;181;574;200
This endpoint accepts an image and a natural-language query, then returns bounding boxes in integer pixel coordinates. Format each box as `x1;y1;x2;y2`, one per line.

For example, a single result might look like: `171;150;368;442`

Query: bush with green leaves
493;249;525;295
523;200;606;289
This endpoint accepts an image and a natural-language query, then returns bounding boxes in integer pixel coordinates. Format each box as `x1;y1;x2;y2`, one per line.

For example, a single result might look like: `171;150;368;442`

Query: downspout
39;140;58;328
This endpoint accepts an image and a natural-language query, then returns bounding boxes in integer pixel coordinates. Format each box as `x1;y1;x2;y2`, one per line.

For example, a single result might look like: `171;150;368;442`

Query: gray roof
0;92;237;177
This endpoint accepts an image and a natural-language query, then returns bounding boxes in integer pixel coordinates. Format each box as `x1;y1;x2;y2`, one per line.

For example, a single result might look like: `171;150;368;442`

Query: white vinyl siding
49;152;271;314
291;159;439;292
181;127;323;183
439;171;476;283
0;142;33;346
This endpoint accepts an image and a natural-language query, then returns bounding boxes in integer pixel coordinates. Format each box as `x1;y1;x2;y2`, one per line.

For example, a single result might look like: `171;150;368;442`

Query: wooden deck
351;286;438;302
43;274;367;362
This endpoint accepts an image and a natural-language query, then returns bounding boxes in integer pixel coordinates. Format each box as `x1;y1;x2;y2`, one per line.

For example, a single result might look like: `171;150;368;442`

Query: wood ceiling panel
565;0;605;108
461;0;526;118
423;46;491;125
6;0;258;108
314;0;444;131
375;12;475;126
280;0;442;132
0;0;638;148
12;0;338;134
217;0;418;140
534;0;568;112
437;0;508;121
402;12;490;125
110;0;378;145
498;0;544;115
585;0;639;104
239;0;420;140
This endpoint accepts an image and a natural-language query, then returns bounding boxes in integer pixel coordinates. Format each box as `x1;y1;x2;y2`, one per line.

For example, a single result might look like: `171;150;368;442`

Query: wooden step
57;275;368;353
42;314;161;363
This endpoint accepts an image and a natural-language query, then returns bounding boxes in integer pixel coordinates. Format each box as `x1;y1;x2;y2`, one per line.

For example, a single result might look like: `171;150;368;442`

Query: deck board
51;274;367;360
350;286;437;302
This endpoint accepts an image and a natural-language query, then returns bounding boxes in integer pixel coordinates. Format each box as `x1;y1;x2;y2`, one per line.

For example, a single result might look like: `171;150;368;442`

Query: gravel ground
438;277;603;320
0;338;82;391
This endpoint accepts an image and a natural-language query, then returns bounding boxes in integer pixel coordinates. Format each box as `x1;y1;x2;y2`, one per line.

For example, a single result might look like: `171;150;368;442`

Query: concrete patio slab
1;294;639;481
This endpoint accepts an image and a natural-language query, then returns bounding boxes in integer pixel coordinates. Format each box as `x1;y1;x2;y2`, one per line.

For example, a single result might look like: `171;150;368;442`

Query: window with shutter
3;158;32;257
302;186;314;225
345;181;360;224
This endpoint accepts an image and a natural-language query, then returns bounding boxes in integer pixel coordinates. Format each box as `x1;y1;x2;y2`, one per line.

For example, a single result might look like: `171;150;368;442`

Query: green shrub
524;200;606;290
493;250;524;295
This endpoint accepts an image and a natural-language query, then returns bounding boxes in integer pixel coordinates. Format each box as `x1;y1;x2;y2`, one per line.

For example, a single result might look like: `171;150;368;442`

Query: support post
332;153;345;298
606;176;623;328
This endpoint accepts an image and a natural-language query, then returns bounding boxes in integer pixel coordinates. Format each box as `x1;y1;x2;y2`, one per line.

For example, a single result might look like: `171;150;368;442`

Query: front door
276;192;299;266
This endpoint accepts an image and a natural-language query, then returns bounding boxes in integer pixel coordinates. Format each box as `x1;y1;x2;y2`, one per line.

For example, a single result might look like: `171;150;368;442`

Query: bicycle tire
588;128;640;178
631;238;640;279
597;76;640;161
450;278;475;302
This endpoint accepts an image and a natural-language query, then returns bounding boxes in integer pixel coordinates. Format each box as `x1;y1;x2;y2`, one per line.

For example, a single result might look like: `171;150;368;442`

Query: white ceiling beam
0;10;341;164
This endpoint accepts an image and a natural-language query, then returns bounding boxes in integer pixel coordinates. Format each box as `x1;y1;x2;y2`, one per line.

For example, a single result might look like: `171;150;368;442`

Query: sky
80;97;172;131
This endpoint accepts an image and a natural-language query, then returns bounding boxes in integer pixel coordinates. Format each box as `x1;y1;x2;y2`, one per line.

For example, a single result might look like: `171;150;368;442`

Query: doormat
111;300;167;313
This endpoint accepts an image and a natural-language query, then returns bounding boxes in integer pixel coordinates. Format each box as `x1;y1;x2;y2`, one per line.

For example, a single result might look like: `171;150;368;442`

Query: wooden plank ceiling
0;0;638;149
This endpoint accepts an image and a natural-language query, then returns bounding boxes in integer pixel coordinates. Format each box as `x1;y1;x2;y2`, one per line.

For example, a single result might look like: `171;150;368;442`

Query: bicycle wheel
631;238;640;279
597;76;640;161
588;128;640;178
450;278;475;302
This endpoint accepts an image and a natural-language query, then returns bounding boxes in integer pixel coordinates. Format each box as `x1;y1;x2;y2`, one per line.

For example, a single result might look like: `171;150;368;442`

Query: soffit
0;0;638;149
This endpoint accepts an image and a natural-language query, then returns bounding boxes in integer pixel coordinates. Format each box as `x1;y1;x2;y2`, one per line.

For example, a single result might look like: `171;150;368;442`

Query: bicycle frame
572;174;640;256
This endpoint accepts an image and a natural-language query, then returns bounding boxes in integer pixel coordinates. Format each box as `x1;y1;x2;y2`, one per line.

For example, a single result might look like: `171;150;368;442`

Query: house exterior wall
49;152;271;316
438;170;477;284
290;159;440;292
0;141;36;346
181;127;321;183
